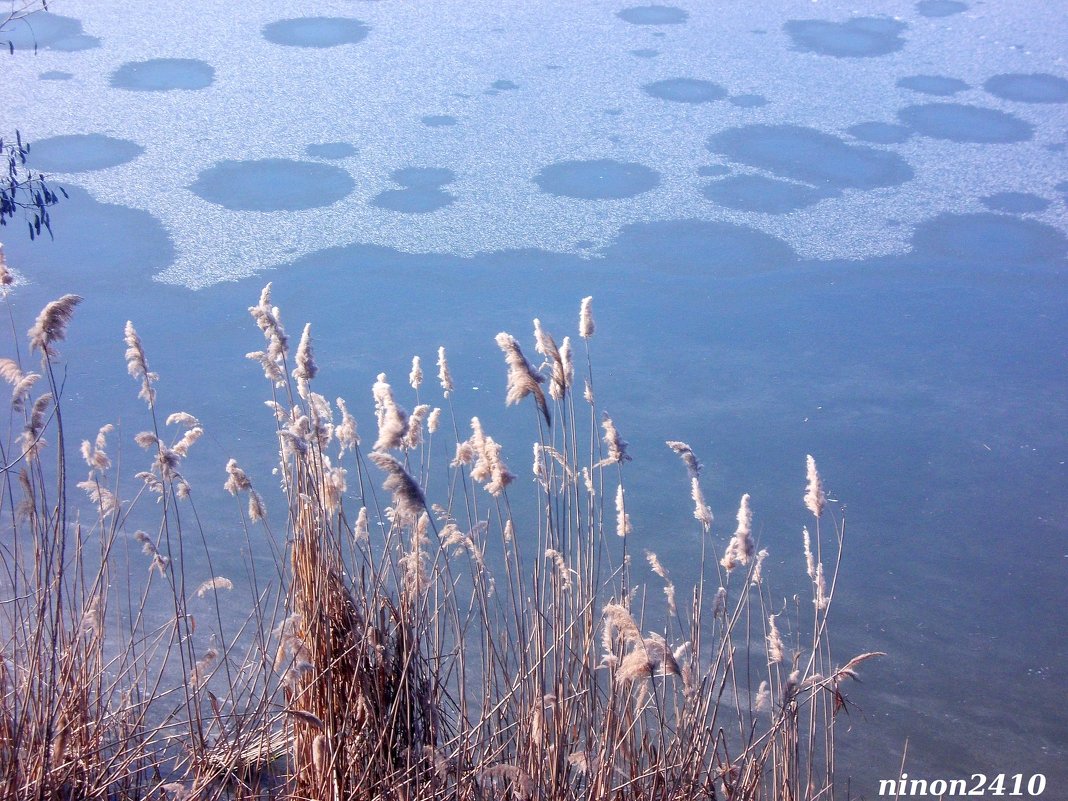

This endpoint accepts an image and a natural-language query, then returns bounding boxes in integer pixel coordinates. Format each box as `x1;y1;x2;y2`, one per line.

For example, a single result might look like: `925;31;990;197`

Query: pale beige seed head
579;296;595;339
597;414;631;466
292;323;316;398
751;548;769;586
767;614;784;664
691;477;713;531
803;526;816;579
123;321;158;405
29;294;82;356
805;454;826;518
814;562;829;610
247;490;266;522
495;331;550;425
712;586;728;619
354;506;369;542
436;346;453;397
409;355;423;389
335;397;359;451
223;458;251;495
754;680;770;712
372;373;409;451
615;484;631;537
195;577;234;598
0;243;11;288
666;440;702;478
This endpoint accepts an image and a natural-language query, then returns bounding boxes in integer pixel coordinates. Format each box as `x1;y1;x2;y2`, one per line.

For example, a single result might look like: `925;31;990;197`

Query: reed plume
80;423;114;471
495;331;550;425
691;476;713;531
533;318;569;401
404;404;431;449
292;323;317;398
579;295;595;339
767;614;785;664
28;294;81;356
223;458;252;494
466;417;514;496
17;392;52;460
409;355;423;389
436;345;453;397
368;450;425;522
372;373;409;451
721;493;754;571
615;483;631;537
805;454;825;518
0;243;11;289
598;413;631;466
1;358;41;412
124;321;158;405
335;397;359;452
666;440;702;478
195;577;234;598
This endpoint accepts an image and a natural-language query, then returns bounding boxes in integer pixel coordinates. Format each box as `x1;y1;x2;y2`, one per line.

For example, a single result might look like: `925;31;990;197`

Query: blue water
3;0;1067;794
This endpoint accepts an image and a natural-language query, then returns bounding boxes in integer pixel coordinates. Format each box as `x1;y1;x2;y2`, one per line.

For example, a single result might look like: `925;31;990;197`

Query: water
3;0;1066;794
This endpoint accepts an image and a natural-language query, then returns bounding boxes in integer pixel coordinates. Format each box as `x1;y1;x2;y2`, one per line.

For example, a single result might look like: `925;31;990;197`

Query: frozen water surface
981;191;1051;214
110;58;215;91
5;0;1064;287
702;175;836;214
535;159;661;199
847;121;913;143
190;159;356;211
983;72;1068;104
28;133;144;172
898;102;1034;143
261;17;370;48
643;77;728;103
0;11;100;51
896;74;969;95
784;17;907;58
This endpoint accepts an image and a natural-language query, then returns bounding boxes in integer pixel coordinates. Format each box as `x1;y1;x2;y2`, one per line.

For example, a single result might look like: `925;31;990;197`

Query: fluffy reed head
292;323;317;398
195;577;234;598
124;321;158;405
368;450;426;522
721;493;753;571
533;318;569;401
805;454;826;518
335;397;359;452
579;296;595;339
615;484;631;537
436;346;453;397
1;358;40;413
495;331;550;425
29;294;82;356
598;414;631;466
409;355;423;390
666;440;702;478
767;614;784;664
691;476;713;532
372;373;409;451
0;243;11;289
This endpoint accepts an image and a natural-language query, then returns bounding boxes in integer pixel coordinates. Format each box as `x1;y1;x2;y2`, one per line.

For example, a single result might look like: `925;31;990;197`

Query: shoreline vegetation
0;250;881;800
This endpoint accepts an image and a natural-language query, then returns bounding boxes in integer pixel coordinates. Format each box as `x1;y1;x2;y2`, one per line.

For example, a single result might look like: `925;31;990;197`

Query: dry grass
0;276;881;800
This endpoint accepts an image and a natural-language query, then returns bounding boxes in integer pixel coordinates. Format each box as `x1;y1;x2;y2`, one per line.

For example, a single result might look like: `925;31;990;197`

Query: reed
0;275;881;800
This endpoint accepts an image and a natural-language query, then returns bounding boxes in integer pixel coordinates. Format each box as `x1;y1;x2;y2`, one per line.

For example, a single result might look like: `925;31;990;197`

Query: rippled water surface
3;0;1066;792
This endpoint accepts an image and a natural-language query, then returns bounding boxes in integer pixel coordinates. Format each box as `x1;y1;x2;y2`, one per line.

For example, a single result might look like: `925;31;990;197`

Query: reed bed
0;258;881;800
